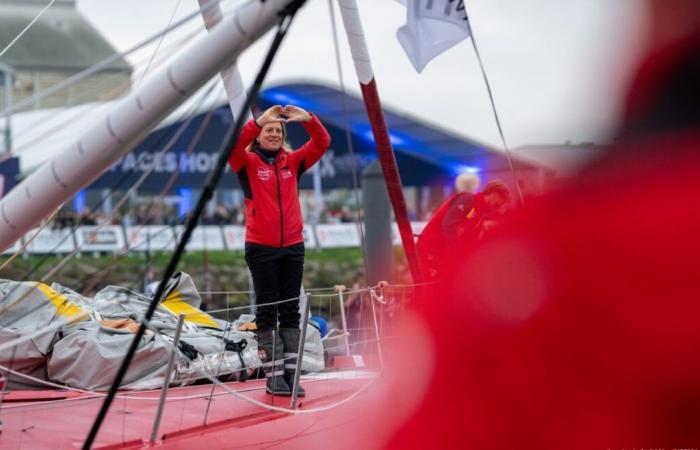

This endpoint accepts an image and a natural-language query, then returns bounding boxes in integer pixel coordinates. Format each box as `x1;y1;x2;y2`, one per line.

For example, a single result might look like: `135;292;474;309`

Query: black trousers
245;242;304;332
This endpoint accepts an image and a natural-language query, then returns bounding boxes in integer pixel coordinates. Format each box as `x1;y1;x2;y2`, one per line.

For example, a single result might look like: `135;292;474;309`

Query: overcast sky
75;0;650;149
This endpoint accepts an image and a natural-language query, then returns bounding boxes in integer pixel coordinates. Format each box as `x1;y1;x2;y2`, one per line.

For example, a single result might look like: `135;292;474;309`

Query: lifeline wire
0;285;399;416
0;0;56;59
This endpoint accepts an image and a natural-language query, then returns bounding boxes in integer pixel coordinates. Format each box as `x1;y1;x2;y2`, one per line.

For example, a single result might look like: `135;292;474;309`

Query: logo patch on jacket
281;168;293;179
257;167;272;181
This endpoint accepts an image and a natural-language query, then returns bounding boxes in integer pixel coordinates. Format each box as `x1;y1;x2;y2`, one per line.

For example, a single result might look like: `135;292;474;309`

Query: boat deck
0;371;378;449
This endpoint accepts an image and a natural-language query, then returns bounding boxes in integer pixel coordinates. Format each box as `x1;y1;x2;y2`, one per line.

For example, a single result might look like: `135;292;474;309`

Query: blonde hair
455;172;481;194
247;121;291;152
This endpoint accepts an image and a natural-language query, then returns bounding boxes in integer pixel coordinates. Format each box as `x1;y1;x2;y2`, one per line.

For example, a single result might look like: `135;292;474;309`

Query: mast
0;0;298;253
336;0;423;283
197;0;253;122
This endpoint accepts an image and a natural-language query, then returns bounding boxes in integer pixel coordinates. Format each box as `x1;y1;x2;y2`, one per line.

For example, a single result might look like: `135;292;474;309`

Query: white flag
396;0;471;73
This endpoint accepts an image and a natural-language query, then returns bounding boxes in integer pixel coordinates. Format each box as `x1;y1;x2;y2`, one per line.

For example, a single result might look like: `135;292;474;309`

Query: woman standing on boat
228;104;330;396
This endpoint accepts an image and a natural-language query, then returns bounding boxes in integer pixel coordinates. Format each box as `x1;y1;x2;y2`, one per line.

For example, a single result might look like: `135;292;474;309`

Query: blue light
461;166;481;174
268;92;298;104
450;165;482;176
262;88;318;111
179;187;192;217
358;125;409;147
73;190;86;212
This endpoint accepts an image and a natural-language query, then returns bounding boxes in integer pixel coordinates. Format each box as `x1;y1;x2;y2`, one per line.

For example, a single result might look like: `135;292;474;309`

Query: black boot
256;330;292;396
279;328;306;397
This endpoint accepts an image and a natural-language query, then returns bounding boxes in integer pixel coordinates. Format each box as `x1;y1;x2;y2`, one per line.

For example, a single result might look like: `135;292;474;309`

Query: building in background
0;0;131;113
512;143;607;179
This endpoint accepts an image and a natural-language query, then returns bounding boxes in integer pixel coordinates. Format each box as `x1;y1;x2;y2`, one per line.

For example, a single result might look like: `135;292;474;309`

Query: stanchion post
369;289;384;370
336;286;351;356
150;314;185;444
290;293;311;409
203;321;233;425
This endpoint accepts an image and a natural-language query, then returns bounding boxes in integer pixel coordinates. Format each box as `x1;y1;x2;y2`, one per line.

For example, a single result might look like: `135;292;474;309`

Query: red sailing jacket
228;115;330;247
416;192;485;279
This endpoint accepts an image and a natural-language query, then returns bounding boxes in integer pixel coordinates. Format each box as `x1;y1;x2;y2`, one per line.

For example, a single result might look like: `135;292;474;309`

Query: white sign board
24;227;75;254
392;221;428;246
75;226;126;252
2;237;21;255
302;224;317;249
315;224;361;248
222;225;316;249
174;225;225;251
125;226;176;252
222;225;246;250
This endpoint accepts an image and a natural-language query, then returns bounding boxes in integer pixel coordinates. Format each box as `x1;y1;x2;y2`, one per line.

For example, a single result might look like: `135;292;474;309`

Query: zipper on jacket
275;163;283;246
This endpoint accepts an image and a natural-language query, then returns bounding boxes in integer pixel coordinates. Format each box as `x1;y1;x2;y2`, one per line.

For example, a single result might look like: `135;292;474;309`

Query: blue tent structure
0;156;19;198
259;83;537;189
88;82;537;193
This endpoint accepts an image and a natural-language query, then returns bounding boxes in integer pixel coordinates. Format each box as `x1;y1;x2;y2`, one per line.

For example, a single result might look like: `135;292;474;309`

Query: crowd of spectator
47;181;476;233
50;200;376;231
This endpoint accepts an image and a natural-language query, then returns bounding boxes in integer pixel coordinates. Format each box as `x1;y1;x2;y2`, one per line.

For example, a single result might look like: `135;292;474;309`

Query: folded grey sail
0;280;90;389
302;321;325;373
48;320;173;391
1;272;326;391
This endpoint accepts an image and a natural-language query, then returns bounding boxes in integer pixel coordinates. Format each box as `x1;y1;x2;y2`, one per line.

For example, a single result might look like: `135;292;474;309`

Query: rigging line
60;80;222;275
62;79;218;245
83;3;308;447
11;80;130;153
0;296;390;405
0;158;135;319
0;0;228;120
0;278;393;339
327;0;370;287
64;0;273;294
145;323;383;416
0;304;378;390
195;290;333;315
136;0;184;86
465;19;525;205
136;319;386;415
0;371;315;411
0;0;56;60
0;337;379;412
10;26;203;152
0;206;60;272
73;0;269;283
0;81;220;325
199;290;253;295
0;27;208;169
2;139;147;290
43;85;221;283
71;87;231;291
0;122;214;330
